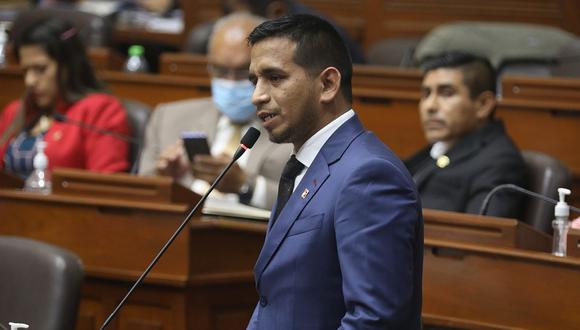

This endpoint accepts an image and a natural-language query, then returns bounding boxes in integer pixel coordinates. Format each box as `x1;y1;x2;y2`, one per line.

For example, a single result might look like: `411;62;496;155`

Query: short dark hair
248;14;353;102
421;52;496;99
14;17;104;102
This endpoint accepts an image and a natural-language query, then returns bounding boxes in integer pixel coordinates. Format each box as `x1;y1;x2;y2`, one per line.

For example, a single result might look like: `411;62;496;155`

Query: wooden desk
159;52;208;76
112;26;184;48
423;209;550;252
88;48;125;71
1;65;579;202
1;174;575;330
0;174;261;330
423;238;580;330
99;71;210;107
189;212;580;330
0;68;210;112
2;45;125;71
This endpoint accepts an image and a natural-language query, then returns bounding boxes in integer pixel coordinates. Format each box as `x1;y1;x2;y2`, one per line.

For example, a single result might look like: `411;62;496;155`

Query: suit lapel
411;121;500;188
254;115;366;284
413;158;437;189
254;156;330;283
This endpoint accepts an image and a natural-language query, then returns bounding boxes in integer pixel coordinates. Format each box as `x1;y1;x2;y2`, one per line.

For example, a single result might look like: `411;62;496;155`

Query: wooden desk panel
354;96;424;157
112;27;185;49
0;188;258;330
423;209;551;252
500;75;580;175
497;104;580;175
0;190;191;284
1;66;578;205
159;52;208;77
2;45;125;72
1;186;578;329
88;48;125;72
99;71;211;107
424;238;580;329
0;68;210;110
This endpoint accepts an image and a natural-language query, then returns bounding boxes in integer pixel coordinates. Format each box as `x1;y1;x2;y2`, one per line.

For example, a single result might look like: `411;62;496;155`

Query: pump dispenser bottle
24;141;51;194
552;188;571;257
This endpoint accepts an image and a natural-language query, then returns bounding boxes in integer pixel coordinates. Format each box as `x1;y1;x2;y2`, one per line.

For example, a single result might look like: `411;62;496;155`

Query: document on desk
202;197;270;221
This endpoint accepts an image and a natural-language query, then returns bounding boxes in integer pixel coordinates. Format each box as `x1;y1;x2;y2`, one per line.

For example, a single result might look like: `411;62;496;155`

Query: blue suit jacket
248;115;423;329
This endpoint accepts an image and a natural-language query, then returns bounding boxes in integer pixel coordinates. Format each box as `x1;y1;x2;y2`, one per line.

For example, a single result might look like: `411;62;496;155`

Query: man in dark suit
405;52;527;219
247;14;423;329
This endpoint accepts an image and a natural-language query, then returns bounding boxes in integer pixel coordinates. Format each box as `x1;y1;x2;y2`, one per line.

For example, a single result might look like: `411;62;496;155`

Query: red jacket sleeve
0;100;22;170
78;94;131;172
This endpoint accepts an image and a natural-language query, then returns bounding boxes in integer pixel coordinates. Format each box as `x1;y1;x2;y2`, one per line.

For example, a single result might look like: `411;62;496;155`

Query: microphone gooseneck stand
99;128;260;329
478;183;580;216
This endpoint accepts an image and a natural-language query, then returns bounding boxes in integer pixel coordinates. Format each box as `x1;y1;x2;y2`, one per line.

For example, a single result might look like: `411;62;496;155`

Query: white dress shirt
293;110;355;190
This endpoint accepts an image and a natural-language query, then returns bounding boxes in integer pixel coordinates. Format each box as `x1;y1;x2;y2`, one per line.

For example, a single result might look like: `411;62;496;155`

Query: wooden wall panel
364;0;577;47
107;1;580;54
184;0;579;50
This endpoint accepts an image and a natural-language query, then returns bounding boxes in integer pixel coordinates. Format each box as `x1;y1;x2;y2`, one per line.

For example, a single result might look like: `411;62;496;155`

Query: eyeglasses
207;64;250;80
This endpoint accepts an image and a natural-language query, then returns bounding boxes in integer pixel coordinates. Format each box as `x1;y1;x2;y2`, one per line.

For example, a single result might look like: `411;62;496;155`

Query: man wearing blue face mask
139;13;292;209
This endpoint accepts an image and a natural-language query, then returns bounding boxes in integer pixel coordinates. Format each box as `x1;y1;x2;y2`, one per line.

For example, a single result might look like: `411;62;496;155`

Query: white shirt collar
429;141;450;160
295;109;355;168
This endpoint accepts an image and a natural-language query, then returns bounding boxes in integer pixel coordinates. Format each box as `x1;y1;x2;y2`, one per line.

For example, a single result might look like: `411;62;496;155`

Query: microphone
233;125;261;160
53;112;142;173
478;183;580;216
99;127;261;330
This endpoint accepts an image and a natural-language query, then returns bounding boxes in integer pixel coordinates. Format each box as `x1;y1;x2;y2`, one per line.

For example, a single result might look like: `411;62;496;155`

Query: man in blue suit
247;14;423;329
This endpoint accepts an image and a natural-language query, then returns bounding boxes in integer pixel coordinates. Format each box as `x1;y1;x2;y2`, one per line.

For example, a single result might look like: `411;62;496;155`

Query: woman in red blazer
0;18;130;178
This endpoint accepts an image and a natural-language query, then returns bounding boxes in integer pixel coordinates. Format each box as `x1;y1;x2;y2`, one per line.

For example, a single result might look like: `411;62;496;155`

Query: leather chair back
122;98;151;173
366;37;422;67
0;236;83;330
522;150;572;233
183;20;214;54
551;38;580;78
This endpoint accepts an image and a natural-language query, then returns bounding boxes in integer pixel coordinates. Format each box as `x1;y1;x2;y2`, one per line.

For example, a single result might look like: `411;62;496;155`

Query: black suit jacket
405;121;527;219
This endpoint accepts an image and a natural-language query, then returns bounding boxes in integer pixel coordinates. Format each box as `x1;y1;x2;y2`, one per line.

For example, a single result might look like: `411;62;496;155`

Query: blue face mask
211;78;256;124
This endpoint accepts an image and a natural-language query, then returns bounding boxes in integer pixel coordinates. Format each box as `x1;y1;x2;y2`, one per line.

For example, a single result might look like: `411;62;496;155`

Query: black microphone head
53;112;67;122
241;127;260;149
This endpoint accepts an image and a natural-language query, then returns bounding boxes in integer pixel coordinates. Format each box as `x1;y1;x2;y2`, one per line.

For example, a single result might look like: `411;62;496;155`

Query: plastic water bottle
24;141;51;194
124;45;149;73
552;188;571;257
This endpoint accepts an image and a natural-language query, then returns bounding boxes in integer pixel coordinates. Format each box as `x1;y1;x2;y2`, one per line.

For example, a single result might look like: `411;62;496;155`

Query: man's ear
319;67;341;104
475;91;496;120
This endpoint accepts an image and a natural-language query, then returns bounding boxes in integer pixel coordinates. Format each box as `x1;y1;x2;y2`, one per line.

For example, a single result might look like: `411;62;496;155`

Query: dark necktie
273;155;305;222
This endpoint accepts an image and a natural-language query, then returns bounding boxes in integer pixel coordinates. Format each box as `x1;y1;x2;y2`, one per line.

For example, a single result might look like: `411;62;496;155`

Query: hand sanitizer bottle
552;188;571;257
24;141;51;194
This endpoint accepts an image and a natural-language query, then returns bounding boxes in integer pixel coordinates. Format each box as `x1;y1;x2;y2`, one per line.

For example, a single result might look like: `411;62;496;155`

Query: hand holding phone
181;131;210;161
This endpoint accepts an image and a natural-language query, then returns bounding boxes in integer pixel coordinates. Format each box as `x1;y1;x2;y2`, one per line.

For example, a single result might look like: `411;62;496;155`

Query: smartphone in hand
181;131;210;161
